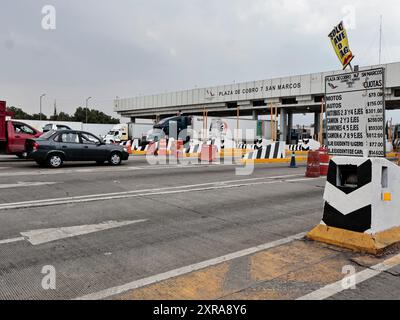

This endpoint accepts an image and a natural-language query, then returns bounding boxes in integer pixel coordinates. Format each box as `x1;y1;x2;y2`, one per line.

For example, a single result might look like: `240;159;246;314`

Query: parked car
42;123;72;133
25;130;129;168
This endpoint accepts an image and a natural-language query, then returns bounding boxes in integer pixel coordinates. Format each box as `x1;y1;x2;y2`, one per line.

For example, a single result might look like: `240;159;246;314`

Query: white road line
0;176;320;211
0;237;25;245
0;182;59;189
0;163;235;177
75;232;307;300
0;161;297;177
0;220;147;246
297;253;400;300
0;174;303;205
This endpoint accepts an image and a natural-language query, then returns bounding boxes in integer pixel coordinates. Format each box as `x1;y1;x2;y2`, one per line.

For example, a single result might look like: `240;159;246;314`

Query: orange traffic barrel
319;147;330;176
306;151;320;178
172;140;184;158
158;139;168;156
200;145;218;163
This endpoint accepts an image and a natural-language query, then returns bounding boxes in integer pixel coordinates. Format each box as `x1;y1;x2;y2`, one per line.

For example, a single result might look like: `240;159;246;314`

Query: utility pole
85;97;92;124
379;15;383;64
53;99;57;120
40;94;46;121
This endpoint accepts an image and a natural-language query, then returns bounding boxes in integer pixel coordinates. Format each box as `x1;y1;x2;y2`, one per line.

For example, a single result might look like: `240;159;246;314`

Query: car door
80;132;107;161
56;132;83;161
9;122;39;153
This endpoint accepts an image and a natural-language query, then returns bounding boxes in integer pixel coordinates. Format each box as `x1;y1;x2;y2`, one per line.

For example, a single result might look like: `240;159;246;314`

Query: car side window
13;123;22;134
21;125;35;135
59;133;79;143
13;123;35;135
81;133;100;144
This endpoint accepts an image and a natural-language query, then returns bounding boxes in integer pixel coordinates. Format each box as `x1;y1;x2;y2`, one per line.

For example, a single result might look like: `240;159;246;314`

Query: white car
42;123;72;133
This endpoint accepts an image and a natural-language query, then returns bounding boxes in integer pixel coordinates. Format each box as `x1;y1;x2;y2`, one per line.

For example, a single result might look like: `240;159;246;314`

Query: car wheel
109;152;122;166
16;153;25;159
47;154;64;168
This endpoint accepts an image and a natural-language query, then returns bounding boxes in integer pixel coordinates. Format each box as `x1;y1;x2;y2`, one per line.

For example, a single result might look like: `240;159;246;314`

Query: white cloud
0;0;399;122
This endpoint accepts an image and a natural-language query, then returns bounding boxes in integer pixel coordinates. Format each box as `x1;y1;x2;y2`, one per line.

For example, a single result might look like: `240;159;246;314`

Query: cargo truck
147;115;275;143
0;101;42;158
103;123;154;144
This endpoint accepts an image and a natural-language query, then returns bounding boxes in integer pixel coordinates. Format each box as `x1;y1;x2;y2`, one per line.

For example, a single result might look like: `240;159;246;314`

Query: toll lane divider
307;156;400;255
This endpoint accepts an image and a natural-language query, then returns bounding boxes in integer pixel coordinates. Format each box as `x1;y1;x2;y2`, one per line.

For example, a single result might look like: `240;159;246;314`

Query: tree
31;113;48;121
57;112;73;122
6;106;32;120
73;107;119;124
6;105;119;124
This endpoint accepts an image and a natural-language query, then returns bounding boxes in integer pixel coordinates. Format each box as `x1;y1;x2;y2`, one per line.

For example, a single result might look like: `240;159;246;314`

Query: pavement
0;154;399;300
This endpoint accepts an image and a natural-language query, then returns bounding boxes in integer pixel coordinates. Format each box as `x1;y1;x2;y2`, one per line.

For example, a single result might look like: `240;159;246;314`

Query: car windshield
39;130;57;139
157;117;175;125
43;124;52;132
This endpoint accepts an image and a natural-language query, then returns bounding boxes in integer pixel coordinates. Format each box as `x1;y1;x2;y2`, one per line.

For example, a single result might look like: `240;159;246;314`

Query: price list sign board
325;68;385;157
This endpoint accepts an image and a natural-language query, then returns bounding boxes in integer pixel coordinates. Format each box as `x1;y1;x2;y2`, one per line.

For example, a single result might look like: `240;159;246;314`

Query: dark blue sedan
26;130;129;168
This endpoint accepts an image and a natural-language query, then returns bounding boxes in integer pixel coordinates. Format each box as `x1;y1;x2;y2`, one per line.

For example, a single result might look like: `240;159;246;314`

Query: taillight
33;142;39;151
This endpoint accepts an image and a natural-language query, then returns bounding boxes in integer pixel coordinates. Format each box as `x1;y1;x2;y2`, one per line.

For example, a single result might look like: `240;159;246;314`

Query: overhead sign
328;21;354;69
325;68;385;157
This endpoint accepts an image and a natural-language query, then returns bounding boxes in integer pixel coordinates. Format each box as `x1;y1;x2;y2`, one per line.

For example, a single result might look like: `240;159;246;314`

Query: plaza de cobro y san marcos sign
210;82;302;98
325;68;385;157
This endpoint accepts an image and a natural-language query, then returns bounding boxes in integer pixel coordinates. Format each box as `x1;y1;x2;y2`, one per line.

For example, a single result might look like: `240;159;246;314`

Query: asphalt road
0;155;399;300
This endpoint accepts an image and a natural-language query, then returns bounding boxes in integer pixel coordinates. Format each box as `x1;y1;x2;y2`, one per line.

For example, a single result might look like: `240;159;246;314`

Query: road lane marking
297;253;400;300
0;164;234;177
0;161;300;177
0;176;322;211
74;232;307;300
0;237;25;245
0;174;304;205
0;220;147;246
0;182;59;189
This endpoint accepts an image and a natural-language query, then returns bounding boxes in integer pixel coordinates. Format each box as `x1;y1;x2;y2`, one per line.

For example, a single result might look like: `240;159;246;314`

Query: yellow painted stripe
113;239;369;300
242;157;308;164
307;224;400;255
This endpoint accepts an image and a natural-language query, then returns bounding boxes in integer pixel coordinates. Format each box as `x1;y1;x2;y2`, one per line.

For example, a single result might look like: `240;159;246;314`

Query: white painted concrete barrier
308;156;400;254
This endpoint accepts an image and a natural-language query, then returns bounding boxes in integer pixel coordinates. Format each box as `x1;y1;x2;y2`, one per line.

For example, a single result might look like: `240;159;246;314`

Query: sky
1;0;399;124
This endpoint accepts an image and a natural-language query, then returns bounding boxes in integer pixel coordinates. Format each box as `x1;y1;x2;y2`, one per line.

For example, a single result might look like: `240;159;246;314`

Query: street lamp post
40;94;46;121
85;97;92;124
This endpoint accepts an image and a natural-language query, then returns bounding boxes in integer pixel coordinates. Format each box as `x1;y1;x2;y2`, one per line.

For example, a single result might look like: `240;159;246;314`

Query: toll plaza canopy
115;62;400;122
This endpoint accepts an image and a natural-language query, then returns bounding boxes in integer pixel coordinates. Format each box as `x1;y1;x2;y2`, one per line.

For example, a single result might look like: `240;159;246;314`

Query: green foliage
6;106;119;124
6;106;32;120
73;107;119;124
31;113;48;120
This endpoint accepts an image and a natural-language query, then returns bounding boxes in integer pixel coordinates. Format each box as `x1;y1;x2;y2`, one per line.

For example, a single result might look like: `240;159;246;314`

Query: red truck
0;101;42;158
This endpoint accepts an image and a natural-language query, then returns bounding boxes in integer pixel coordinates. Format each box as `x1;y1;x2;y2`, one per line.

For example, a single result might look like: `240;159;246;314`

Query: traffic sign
325;68;385;157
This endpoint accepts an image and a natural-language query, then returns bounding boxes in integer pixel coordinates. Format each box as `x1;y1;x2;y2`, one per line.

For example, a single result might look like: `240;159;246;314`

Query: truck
0;101;42;158
147;115;275;143
103;123;154;144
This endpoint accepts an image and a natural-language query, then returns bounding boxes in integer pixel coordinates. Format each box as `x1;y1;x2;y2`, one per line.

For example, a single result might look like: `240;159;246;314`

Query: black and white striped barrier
288;145;309;151
287;139;322;152
308;156;400;254
242;142;286;160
